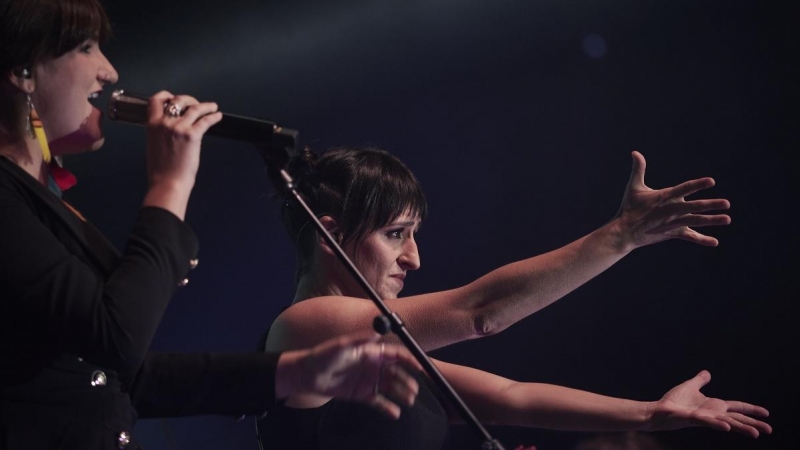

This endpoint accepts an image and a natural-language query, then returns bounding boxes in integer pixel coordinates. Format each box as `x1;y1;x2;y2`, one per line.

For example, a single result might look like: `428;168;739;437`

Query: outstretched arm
452;152;731;341
271;152;732;353
436;360;770;438
132;333;421;420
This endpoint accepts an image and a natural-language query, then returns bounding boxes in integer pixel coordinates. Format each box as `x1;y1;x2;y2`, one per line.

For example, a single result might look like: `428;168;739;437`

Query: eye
386;229;404;240
79;41;95;54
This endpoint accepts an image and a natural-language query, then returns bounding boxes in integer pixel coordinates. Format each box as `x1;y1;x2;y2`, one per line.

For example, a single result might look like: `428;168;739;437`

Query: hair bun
264;145;319;197
289;146;319;176
284;146;319;191
276;146;322;243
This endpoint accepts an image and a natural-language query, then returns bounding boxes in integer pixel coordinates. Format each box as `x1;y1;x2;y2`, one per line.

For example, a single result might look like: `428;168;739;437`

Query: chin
49;125;105;155
381;289;401;300
50;136;104;155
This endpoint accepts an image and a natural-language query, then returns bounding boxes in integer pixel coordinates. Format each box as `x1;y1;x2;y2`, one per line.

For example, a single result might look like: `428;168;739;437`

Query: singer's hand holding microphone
140;91;222;221
110;89;299;215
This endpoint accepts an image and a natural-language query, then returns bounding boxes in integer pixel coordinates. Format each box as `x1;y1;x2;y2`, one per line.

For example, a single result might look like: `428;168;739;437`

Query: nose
97;50;119;85
398;237;421;271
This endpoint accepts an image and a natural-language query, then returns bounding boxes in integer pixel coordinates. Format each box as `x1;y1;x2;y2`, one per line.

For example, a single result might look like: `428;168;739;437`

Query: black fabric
0;156;280;449
258;373;449;450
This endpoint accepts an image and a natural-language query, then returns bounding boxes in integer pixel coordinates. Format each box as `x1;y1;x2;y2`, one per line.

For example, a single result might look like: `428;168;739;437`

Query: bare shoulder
265;295;381;351
267;286;475;353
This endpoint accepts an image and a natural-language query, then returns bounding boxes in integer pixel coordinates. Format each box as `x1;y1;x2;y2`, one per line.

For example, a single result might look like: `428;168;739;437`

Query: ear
316;215;342;256
6;67;35;94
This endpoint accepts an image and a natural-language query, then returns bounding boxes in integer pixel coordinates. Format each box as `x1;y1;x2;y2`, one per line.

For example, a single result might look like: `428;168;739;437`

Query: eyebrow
386;220;422;231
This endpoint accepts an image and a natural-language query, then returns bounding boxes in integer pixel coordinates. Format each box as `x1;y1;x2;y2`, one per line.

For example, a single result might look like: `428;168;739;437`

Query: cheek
351;243;385;275
34;68;92;142
37;98;82;139
48;107;104;155
365;244;394;269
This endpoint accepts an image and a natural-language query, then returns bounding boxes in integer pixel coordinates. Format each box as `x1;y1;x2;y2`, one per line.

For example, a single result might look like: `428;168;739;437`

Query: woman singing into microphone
0;1;421;448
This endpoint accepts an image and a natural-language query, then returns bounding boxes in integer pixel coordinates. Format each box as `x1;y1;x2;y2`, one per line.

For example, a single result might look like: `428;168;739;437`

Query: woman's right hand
141;91;222;220
276;332;422;419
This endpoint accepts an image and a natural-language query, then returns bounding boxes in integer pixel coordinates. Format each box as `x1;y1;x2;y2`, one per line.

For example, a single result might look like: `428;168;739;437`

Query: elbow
471;308;507;337
85;331;149;383
106;343;148;384
112;330;152;380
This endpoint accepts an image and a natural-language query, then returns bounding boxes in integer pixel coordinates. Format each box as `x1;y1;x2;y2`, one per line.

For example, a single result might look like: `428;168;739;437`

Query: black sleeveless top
257;373;449;450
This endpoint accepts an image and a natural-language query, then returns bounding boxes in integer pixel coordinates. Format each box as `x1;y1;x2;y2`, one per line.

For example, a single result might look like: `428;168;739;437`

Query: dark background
65;1;797;449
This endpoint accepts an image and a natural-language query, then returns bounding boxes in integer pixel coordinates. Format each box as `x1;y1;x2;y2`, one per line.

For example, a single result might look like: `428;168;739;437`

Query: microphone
107;90;298;150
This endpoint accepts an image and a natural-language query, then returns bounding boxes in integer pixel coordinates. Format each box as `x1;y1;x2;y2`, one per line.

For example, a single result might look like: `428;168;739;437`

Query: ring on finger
164;102;183;118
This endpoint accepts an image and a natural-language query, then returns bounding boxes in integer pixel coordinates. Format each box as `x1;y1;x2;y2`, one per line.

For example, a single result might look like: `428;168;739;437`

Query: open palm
650;370;771;438
614;151;731;251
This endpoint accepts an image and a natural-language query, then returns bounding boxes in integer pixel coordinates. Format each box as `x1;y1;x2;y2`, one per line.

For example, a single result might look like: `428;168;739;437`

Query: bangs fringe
340;149;428;247
51;0;111;57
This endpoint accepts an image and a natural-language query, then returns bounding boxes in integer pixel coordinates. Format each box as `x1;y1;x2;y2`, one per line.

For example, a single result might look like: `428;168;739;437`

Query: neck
293;270;344;303
0;132;49;184
293;254;369;303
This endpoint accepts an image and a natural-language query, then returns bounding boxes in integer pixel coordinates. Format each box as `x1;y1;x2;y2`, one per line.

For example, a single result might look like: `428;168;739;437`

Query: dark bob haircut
1;0;112;74
278;146;428;277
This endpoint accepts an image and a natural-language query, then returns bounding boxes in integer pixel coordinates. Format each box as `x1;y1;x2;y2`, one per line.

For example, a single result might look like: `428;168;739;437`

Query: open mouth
88;91;102;108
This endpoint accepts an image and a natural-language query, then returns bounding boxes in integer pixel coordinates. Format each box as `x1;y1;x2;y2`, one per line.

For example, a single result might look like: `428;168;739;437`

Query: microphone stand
104;90;504;448
259;142;506;450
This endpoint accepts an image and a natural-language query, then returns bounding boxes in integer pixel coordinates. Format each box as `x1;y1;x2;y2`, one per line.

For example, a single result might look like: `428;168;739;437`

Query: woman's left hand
647;370;772;438
612;151;731;252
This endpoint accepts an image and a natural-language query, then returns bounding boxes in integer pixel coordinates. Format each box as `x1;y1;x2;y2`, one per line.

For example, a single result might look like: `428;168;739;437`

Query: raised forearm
141;178;194;221
466;219;630;335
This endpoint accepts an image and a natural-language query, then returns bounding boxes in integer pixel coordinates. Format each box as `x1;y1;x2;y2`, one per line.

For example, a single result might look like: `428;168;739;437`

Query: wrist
275;350;305;399
600;217;637;255
148;174;195;194
142;178;194;221
638;401;658;431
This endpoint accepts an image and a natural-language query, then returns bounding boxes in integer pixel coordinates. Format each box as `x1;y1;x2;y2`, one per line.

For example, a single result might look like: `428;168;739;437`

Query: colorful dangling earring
27;95;51;164
25;97;34;139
